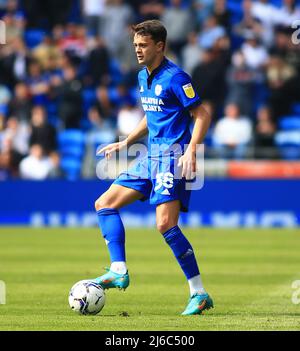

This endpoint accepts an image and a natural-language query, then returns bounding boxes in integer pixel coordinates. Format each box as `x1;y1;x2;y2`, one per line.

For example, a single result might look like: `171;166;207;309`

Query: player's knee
156;217;177;234
94;195;112;212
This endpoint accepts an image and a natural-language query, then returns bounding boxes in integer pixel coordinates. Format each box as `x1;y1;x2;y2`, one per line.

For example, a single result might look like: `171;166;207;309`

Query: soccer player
93;20;213;315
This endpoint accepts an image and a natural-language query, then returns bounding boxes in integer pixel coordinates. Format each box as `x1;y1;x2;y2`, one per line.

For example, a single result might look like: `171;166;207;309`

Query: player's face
133;34;163;67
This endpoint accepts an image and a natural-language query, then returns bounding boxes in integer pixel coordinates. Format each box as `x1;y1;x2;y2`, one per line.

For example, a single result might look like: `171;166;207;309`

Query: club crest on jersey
155;84;162;96
182;83;195;99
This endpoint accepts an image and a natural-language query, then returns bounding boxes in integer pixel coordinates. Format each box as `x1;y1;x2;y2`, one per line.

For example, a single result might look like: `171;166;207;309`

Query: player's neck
146;55;165;75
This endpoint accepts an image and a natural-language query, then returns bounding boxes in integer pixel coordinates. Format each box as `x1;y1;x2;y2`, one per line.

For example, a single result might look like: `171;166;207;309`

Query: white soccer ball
68;280;106;315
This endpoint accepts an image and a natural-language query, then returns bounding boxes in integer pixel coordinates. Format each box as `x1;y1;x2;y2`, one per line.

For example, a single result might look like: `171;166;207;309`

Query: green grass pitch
0;227;299;331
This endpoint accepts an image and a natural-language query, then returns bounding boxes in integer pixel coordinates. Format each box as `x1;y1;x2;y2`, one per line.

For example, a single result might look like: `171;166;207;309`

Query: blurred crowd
0;0;300;180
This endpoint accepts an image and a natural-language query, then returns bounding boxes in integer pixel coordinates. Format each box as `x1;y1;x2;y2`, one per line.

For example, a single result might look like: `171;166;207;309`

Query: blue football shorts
113;155;191;212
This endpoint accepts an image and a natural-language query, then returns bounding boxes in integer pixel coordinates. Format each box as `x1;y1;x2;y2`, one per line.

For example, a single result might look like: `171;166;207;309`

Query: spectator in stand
270;27;300;77
87;105;116;143
233;0;264;43
117;99;143;137
82;0;106;36
160;0;194;59
1;0;24;21
241;32;269;70
22;0;73;30
53;64;83;129
95;85;114;120
225;50;260;117
0;84;11;107
269;28;290;59
85;36;111;87
182;31;203;75
253;106;278;159
250;0;279;47
59;23;88;65
29;105;57;155
0;37;30;88
1;116;30;157
212;0;231;32
26;59;50;105
212;103;252;159
192;48;228;112
192;0;214;28
1;8;25;44
0;116;29;176
213;34;231;62
198;15;226;49
32;35;62;72
82;105;116;178
100;0;134;57
96;82;134;121
266;54;298;122
7;82;32;123
0;122;17;178
137;0;165;21
273;0;300;28
51;24;65;45
19;144;59;180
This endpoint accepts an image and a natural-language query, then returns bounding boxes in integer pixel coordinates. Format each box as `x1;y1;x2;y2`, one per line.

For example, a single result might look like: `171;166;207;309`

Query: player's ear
156;41;165;52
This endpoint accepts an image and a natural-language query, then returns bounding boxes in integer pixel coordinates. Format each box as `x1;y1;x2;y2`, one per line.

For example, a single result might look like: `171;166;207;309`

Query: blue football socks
163;225;200;280
97;208;126;263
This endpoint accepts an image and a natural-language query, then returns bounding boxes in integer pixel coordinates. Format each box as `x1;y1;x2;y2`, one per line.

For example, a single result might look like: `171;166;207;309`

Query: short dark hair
132;20;167;48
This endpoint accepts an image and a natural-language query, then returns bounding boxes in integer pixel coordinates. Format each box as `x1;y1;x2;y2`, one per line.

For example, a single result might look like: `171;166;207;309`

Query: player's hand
177;151;196;180
97;140;127;160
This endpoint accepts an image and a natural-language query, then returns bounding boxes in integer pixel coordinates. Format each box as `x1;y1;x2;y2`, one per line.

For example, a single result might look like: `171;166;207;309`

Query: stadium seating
227;0;243;25
60;158;82;181
291;103;300;116
82;88;97;116
58;129;85;149
279;116;300;131
58;130;86;180
24;29;45;49
275;131;300;160
0;104;7;116
109;59;123;85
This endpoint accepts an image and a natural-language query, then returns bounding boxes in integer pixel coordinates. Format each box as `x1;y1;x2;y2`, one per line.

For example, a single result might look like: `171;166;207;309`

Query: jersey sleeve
170;72;202;110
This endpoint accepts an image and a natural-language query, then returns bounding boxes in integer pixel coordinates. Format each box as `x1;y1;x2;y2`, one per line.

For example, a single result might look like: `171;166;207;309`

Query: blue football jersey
138;57;202;157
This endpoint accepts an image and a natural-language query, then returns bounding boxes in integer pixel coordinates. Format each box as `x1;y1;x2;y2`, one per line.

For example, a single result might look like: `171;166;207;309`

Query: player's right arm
97;116;148;160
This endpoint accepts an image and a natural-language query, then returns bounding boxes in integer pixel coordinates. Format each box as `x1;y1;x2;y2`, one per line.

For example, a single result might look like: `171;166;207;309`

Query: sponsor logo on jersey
141;96;164;112
155;84;162;96
182;83;195;99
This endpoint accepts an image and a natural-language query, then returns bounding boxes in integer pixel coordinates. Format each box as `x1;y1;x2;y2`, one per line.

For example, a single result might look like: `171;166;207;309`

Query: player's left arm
178;104;211;179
